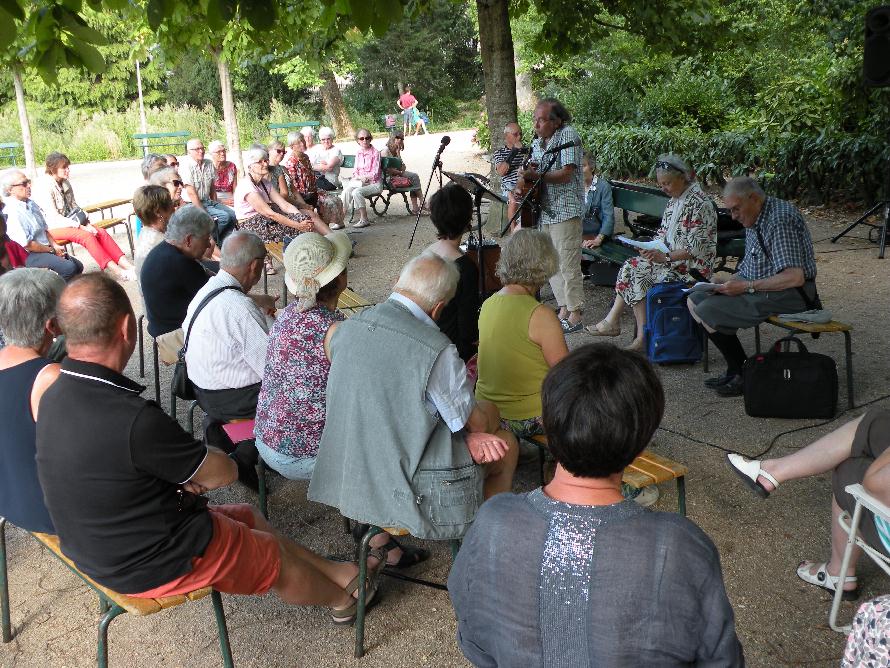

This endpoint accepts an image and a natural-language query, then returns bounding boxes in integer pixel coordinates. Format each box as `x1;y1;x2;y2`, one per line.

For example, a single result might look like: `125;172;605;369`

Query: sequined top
448;488;744;667
254;304;344;459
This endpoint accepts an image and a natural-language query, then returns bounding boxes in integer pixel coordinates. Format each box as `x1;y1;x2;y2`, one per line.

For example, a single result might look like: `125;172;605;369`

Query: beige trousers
543;216;583;312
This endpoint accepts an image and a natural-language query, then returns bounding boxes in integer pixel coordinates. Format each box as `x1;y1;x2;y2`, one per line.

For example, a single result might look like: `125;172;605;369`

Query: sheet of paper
681;282;722;294
616;235;669;254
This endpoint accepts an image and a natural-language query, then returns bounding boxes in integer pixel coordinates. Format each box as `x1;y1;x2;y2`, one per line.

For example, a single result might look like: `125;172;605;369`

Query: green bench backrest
132;131;190;157
611;184;668;218
268;121;320;139
132;131;191;140
0;142;19;165
341;154;355;169
381;156;404;170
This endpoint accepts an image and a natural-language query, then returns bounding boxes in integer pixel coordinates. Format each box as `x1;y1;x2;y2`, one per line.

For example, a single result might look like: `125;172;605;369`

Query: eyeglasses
168;161;179;168
274;148;286;154
655;160;682;173
321;137;333;142
189;147;205;152
171;179;184;187
10;179;31;188
357;135;371;141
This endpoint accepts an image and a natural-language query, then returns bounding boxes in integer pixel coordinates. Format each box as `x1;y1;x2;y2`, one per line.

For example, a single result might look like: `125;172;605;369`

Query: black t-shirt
36;358;212;593
438;254;480;362
141;241;209;337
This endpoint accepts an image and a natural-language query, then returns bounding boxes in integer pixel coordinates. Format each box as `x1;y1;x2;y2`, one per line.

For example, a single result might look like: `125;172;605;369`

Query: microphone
435;135;451;156
544;137;582;154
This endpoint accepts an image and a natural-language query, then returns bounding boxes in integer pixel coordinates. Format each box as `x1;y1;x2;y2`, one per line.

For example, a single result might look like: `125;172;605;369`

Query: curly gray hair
496;229;558;287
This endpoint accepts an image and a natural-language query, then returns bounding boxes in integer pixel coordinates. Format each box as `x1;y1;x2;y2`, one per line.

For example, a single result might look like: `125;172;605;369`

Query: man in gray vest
308;253;518;541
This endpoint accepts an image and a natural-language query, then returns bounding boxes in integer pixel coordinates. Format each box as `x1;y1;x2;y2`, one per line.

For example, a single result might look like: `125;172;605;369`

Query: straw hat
283;231;351;298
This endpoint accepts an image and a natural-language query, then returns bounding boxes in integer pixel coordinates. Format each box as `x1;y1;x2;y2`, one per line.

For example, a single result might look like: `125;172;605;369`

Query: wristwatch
746;281;755;294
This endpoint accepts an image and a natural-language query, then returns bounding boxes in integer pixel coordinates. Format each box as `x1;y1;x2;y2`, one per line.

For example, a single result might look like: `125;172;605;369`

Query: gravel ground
1;130;888;667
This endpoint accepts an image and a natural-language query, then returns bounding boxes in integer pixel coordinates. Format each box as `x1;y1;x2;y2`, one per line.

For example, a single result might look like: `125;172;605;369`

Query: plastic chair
830;483;890;632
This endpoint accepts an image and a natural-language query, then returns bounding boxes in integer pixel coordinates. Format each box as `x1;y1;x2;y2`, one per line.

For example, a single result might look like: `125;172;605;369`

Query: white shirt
310;145;343;186
182;270;273;390
389;293;475;432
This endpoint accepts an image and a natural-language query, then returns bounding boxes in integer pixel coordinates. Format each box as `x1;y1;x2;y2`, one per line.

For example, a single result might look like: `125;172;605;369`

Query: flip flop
796;560;858;600
585;320;620;337
726;454;779;499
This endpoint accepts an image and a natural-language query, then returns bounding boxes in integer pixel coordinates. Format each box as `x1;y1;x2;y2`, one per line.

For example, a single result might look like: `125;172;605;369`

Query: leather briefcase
743;336;838;419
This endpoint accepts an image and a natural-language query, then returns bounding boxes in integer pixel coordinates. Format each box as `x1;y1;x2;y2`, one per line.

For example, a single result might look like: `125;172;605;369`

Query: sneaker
353;219;370;229
704;372;735;388
714;374;744;397
329;222;344;230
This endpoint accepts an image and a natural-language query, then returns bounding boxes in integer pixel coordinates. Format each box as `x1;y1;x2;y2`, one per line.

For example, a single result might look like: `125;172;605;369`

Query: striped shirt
182;270;273;390
492;145;527;196
876;515;890;554
530;125;584;225
737;196;817;281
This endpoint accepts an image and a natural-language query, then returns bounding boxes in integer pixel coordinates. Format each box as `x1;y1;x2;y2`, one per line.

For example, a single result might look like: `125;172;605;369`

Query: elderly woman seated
449;344;743;666
234;146;329;251
0;268;66;535
133;185;175;275
588;153;717;351
475;229;568;441
380;131;424;215
33;152;137;281
208;140;237;207
340;128;382;229
148;166;185;210
282;134;343;231
311;126;343;190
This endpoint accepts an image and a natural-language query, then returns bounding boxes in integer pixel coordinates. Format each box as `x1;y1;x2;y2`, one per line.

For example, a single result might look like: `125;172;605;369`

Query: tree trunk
12;65;36;177
213;49;243;175
515;54;536;113
320;67;354;138
476;0;518;148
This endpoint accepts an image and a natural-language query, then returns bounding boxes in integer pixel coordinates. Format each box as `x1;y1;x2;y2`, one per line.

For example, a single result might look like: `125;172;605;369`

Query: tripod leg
831;201;885;243
879;203;889;259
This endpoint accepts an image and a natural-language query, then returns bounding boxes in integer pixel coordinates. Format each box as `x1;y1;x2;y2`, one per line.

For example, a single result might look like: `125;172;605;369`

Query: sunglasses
11;179;31;187
655;160;682;173
168;161;179;168
274;148;286;154
357;135;371;141
171;179;184;187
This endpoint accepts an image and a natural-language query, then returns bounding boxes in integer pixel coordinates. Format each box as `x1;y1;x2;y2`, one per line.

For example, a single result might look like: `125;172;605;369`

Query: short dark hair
45;152;71;174
58;273;134;347
538;97;572;125
429;183;472;240
132;185;172;227
542;343;664;478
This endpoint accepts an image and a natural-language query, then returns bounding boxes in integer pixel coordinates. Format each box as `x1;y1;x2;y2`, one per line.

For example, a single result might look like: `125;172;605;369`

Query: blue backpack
644;282;702;364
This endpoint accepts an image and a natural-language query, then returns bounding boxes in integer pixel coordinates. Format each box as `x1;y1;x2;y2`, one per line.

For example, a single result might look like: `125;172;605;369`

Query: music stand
445;171;507;299
831;200;889;258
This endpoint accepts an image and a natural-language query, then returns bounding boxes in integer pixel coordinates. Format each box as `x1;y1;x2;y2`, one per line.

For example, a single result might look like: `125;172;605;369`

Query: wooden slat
265;241;283;263
766;316;852;334
84;198;131;213
94;217;125;229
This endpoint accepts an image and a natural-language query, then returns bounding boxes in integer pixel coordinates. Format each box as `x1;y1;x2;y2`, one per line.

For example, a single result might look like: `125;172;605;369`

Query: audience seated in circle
133;185;175;275
0;268;65;534
1;168;83;281
309;252;519;543
588;153;716;351
180;138;237;245
34;273;386;624
340;129;382;229
424;183;480;362
448;343;744;666
475;229;568;441
279;136;342;231
727;410;890;601
140;206;213;361
182;231;276;489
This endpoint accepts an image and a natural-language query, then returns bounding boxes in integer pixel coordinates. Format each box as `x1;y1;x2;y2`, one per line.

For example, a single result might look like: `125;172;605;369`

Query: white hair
244;146;268;168
300;126;315;137
166;206;213;242
318;126;335;139
394;252;459;312
148;167;179;187
286;131;303;147
724;176;765;199
220;231;266;269
0;268;65;348
186;138;204;150
0;169;26;197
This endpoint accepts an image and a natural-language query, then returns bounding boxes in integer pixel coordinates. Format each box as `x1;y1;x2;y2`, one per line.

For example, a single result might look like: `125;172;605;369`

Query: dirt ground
2;130;888;667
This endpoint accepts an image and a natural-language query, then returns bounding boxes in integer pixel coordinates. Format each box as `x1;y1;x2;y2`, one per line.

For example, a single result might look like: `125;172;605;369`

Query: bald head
58;273;134;348
394;252;459;313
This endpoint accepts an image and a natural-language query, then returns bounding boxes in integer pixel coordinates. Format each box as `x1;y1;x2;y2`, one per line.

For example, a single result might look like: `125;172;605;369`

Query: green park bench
132;131;190;158
0;143;20;167
267;121;320;140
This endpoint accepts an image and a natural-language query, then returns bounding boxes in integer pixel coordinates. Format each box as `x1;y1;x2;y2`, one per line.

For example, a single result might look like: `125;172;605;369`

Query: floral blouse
284;152;317;196
213;160;236;194
655;181;717;279
254;304;344;459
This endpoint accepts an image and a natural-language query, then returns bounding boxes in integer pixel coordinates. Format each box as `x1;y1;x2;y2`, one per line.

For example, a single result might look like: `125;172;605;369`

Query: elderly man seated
309;253;519;544
183;231;275;489
35;273;384;623
0;268;65;535
140;207;213;362
180;138;237;244
688;176;819;397
449;344;744;665
1;169;83;281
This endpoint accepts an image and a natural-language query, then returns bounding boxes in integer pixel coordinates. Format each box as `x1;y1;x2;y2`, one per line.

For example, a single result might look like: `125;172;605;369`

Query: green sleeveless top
475;293;549;421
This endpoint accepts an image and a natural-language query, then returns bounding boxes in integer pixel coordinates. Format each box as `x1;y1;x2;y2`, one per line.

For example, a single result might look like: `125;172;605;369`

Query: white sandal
726;454;780;499
796;560;858;600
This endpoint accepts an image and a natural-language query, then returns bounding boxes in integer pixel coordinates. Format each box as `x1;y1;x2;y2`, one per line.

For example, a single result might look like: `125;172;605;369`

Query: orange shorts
130;504;281;598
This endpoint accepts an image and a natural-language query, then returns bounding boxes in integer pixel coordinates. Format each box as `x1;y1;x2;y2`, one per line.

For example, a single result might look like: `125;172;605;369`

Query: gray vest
308;299;482;540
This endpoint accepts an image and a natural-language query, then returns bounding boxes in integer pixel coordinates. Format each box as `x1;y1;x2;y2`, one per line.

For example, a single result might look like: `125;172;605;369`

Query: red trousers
51;226;125;270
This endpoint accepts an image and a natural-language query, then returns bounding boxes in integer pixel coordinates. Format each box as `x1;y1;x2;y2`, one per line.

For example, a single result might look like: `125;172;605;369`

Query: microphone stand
408;144;446;249
499;147;561;237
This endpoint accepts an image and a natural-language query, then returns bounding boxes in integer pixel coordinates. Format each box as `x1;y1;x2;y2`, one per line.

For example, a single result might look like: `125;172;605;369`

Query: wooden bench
267;121;319;140
0;142;20;167
755;316;855;409
524;434;688;515
83;198;135;257
132;131;190;158
0;518;233;667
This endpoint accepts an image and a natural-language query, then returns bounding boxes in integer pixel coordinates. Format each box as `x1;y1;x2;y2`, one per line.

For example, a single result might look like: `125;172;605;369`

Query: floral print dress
284;151;344;228
615;181;717;306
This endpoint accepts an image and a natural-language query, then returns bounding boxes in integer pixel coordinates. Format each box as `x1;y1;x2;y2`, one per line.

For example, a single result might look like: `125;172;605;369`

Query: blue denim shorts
255;436;316;480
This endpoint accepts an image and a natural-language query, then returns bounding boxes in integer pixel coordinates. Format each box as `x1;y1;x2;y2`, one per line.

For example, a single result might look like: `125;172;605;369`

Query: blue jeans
202;200;237;244
255;436;316;480
25;251;83;281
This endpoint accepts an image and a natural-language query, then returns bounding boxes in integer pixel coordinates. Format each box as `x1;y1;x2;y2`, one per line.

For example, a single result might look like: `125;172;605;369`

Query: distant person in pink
397;85;418;137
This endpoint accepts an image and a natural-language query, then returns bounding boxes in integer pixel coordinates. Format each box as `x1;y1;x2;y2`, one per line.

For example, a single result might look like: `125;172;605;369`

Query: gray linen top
448;489;744;667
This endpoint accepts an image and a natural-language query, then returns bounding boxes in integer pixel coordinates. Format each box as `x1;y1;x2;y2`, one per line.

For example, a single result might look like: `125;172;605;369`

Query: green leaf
67;35;106;72
0;7;17;45
58;7;109;45
0;0;22;21
60;0;82;12
147;0;165;31
349;0;374;31
207;0;236;30
241;0;276;31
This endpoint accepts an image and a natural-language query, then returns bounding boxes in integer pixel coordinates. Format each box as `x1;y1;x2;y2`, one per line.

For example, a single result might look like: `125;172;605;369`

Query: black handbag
743;336;838;419
171;285;240;401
